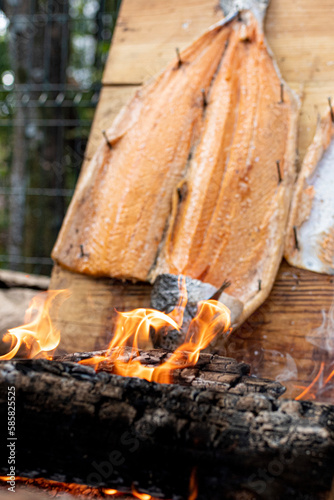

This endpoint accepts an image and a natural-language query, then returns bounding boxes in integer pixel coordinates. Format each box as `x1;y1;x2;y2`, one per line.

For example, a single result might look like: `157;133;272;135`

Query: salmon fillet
52;11;299;325
152;13;299;323
285;111;334;275
52;24;232;280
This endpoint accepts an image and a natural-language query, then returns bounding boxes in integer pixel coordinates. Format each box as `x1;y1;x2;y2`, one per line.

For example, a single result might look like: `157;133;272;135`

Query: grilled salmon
52;9;299;325
285;110;334;275
152;13;299;324
52;22;232;280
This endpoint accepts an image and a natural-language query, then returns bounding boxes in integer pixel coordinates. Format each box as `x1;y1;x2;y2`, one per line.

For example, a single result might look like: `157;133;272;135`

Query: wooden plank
103;0;334;159
50;0;334;398
104;0;334;84
0;269;49;289
103;0;223;85
224;261;334;400
104;0;334;86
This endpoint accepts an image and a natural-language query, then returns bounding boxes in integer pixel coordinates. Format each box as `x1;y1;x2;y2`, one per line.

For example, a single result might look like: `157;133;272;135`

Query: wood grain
50;0;334;401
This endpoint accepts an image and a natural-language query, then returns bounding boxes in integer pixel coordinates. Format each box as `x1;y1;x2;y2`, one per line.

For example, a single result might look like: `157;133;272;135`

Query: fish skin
52;12;300;326
52;24;231;280
285;111;334;275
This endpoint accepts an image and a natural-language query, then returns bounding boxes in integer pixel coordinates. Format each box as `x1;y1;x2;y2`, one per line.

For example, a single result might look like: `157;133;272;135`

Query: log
57;349;285;398
0;270;49;290
0;354;333;499
0;477;133;499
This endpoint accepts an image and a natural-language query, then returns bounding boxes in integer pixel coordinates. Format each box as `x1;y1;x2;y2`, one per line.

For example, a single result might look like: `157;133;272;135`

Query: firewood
57;348;284;398
0;354;333;499
0;270;49;290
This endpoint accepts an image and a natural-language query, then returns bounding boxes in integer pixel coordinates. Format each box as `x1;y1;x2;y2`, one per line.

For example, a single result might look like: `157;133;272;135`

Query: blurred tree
1;0;69;270
0;0;121;274
1;0;31;270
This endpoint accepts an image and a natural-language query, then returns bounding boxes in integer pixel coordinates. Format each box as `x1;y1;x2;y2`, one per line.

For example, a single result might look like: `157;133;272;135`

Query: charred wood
0;353;333;499
57;348;284;398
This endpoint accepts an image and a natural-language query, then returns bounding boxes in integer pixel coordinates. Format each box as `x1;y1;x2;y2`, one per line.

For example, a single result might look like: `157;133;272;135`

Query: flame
293;295;334;401
103;488;118;496
132;487;151;500
325;368;334;385
80;276;231;383
0;290;70;360
295;362;325;401
188;467;198;500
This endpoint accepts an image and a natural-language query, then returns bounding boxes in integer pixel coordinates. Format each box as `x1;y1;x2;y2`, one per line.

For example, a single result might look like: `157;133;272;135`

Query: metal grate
0;0;121;275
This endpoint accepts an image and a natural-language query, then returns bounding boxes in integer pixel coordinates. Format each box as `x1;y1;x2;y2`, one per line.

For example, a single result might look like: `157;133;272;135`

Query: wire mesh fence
0;0;121;275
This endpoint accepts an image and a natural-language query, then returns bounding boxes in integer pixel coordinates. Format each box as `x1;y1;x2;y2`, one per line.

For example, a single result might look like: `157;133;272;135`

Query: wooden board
51;0;334;400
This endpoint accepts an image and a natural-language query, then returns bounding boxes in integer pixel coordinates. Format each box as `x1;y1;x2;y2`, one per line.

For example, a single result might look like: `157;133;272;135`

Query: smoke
307;297;334;353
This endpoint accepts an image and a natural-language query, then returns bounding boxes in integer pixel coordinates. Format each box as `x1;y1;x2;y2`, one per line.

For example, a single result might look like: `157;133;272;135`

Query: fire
0;290;70;360
80;276;231;383
132;487;151;500
294;296;334;401
103;489;118;496
325;368;334;385
295;362;325;401
188;467;198;500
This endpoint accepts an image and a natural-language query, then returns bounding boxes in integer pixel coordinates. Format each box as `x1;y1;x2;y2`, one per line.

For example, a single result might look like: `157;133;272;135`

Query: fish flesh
52;8;299;325
285;110;334;274
52;22;232;279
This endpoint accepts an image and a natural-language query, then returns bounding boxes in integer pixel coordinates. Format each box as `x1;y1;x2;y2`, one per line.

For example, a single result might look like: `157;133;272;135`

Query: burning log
57;348;284;398
0;352;333;499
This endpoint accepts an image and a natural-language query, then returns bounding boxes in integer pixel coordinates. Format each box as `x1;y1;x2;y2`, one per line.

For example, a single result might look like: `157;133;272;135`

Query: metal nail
293;226;300;251
102;130;112;150
328;97;334;122
201;89;208;108
276;160;282;184
176;47;182;68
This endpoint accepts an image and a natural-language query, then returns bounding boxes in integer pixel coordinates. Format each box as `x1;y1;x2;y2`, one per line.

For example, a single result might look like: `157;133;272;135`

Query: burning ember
0;476;163;499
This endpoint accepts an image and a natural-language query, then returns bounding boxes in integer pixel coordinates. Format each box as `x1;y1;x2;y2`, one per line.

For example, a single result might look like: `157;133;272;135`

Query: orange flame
80;277;231;383
132;487;151;500
325;368;334;385
188;467;198;500
0;290;70;360
295;362;325;401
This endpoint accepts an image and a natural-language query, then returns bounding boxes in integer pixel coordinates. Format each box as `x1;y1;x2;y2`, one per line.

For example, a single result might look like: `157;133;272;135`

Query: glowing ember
80;277;231;383
103;488;118;496
0;290;70;360
132;487;151;500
